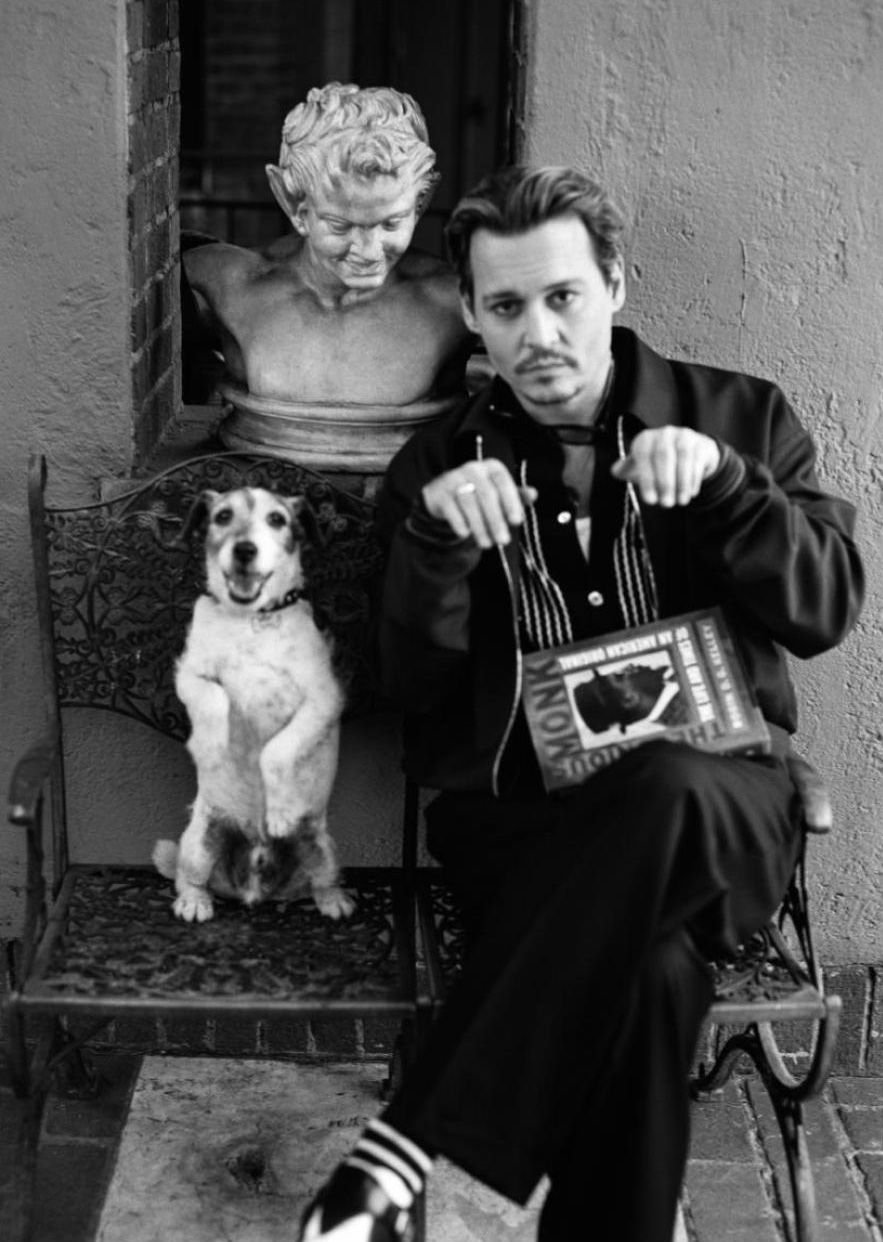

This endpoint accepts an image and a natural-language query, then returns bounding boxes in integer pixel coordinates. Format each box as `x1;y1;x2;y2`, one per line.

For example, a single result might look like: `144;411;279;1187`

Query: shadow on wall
63;711;409;868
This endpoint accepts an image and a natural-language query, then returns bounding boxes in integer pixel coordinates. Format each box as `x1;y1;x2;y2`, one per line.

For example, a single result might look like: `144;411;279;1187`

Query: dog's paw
265;807;296;839
313;886;356;920
173;889;215;923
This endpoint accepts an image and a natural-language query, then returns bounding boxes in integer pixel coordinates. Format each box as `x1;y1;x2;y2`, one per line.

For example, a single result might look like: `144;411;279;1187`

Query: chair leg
769;1090;817;1242
383;1013;422;1100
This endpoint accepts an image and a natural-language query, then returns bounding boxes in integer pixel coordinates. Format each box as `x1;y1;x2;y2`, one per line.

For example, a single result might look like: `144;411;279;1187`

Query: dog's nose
233;540;257;566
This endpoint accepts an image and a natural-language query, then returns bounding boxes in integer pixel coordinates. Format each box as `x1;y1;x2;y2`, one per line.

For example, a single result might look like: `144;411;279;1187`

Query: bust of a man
184;83;474;408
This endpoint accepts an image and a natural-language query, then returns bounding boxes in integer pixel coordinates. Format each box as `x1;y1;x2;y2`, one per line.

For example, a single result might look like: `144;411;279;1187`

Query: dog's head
181;486;317;611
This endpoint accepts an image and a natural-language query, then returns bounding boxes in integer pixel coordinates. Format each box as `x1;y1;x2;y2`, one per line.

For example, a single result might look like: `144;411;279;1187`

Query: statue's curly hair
268;82;439;214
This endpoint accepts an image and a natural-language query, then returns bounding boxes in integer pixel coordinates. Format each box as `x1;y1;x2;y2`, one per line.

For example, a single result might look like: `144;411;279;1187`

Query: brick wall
128;0;181;463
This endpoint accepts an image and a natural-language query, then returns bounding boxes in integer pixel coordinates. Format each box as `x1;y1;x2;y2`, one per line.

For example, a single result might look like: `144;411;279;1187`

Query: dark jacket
377;327;864;794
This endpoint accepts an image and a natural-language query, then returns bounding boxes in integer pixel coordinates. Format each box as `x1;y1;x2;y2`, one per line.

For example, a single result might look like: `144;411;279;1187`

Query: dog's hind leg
173;797;217;922
296;814;355;920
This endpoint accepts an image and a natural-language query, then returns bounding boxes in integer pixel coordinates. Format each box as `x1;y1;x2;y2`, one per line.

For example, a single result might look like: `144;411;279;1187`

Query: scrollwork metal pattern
39;867;405;1001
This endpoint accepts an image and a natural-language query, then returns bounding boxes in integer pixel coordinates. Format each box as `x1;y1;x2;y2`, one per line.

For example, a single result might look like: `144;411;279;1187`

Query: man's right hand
421;460;538;548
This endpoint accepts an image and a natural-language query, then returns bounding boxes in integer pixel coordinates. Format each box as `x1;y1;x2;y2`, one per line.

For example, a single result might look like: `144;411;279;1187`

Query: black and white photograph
1;4;880;1242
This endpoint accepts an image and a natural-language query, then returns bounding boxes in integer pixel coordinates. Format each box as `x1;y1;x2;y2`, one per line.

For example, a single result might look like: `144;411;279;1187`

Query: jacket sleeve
689;390;863;657
375;442;484;711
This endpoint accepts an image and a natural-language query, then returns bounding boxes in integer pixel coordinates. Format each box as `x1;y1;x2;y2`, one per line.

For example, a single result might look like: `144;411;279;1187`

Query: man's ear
266;164;304;230
459;291;479;334
608;257;626;313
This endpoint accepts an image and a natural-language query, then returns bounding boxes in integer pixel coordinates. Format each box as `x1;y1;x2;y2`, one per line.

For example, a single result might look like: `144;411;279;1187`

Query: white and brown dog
153;486;353;923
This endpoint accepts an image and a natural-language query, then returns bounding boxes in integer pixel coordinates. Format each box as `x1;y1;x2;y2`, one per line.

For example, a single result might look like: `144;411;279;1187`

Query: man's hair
269;82;439;214
445;165;625;300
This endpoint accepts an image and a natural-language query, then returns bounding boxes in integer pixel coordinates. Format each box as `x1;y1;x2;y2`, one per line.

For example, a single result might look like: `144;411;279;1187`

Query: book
521;607;771;792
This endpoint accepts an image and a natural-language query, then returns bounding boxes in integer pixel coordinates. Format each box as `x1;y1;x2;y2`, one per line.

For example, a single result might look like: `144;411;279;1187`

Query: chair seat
17;865;416;1018
415;870;826;1024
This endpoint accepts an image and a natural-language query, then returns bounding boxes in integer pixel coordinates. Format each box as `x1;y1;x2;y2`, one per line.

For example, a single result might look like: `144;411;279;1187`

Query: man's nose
522;303;560;349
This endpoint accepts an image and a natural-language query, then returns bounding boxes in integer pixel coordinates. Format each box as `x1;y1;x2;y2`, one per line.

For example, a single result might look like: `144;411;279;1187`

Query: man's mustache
516;351;575;373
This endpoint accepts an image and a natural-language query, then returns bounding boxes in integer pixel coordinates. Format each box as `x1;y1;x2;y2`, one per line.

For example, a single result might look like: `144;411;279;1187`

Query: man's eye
383;217;406;231
266;512;288;529
489;301;519;318
212;507;233;526
549;290;576;308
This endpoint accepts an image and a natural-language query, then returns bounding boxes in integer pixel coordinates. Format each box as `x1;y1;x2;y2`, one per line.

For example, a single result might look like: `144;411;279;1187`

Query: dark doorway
179;0;516;254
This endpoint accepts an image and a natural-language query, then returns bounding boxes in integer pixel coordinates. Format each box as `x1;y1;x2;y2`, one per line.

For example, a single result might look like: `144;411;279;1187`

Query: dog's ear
176;489;219;545
284;495;324;548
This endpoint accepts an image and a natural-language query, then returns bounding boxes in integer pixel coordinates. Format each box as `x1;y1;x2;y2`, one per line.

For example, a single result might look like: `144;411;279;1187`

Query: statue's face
295;174;419;291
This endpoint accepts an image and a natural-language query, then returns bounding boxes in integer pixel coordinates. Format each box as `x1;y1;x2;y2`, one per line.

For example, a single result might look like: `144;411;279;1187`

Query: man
299;166;863;1242
183;82;472;407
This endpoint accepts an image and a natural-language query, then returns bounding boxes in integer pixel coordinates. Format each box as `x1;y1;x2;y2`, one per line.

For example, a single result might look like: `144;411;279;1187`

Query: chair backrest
30;451;384;743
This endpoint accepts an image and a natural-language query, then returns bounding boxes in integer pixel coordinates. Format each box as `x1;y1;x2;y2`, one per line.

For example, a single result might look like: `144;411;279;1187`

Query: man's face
296;174;419;292
461;215;625;424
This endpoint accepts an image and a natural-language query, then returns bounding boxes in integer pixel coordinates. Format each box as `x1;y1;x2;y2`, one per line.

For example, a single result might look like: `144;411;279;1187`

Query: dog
153;485;353;923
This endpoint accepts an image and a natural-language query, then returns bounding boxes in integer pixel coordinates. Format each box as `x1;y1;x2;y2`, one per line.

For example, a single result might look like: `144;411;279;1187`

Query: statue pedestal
218;382;459;474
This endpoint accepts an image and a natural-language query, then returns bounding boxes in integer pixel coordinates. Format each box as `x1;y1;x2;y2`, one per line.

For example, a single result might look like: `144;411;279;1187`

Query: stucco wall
525;0;883;961
0;0;132;935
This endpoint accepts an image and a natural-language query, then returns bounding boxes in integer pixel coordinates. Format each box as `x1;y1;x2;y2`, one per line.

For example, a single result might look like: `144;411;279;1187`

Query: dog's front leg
176;665;231;767
260;704;340;838
173;796;217;922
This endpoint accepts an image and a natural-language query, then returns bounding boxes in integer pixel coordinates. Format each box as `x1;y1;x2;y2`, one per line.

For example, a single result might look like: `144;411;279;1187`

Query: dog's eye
212;507;233;526
266;511;288;529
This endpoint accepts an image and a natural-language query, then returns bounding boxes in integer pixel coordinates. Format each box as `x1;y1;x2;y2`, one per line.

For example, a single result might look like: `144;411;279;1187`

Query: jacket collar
606;326;682;428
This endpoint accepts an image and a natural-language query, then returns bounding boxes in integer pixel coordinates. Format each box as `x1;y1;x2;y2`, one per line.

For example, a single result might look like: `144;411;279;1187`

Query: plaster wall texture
526;0;883;961
0;0;134;935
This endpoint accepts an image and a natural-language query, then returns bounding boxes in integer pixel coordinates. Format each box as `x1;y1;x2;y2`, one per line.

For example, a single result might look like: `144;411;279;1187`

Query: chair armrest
8;734;58;827
786;753;832;834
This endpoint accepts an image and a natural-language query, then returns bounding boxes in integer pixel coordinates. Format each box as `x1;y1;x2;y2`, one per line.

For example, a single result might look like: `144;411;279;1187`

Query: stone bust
183;83;474;411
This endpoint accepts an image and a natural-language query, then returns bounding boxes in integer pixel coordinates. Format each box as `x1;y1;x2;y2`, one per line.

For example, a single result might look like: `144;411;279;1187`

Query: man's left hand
610;428;720;507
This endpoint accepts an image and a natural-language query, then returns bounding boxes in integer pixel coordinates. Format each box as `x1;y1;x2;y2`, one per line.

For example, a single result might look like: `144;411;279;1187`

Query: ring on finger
456;482;477;496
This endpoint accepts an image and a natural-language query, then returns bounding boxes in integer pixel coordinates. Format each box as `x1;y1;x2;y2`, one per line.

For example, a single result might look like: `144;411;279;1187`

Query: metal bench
3;451;421;1242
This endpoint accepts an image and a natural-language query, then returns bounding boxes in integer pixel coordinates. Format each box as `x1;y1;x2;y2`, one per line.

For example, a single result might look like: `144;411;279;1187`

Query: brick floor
2;1054;883;1241
683;1077;883;1241
0;1051;141;1242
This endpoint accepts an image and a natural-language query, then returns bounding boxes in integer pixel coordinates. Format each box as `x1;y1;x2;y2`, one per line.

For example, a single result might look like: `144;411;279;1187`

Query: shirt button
557;510;572;524
587;590;604;606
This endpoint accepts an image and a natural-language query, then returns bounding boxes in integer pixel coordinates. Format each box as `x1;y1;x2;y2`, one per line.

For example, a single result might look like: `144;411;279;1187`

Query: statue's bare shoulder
184;242;273;303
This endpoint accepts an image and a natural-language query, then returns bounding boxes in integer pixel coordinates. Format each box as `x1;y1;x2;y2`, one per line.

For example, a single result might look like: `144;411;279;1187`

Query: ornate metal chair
416;786;841;1242
3;452;422;1242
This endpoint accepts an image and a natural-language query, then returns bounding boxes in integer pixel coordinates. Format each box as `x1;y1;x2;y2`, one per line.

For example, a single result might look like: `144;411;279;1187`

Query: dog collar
257;587;306;614
208;586;306;615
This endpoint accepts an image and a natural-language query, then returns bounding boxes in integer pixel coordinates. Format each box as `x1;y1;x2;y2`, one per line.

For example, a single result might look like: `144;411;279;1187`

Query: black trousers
383;740;802;1242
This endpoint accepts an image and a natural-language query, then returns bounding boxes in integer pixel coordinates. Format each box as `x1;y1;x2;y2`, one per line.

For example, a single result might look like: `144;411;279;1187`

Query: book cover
521;607;771;792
